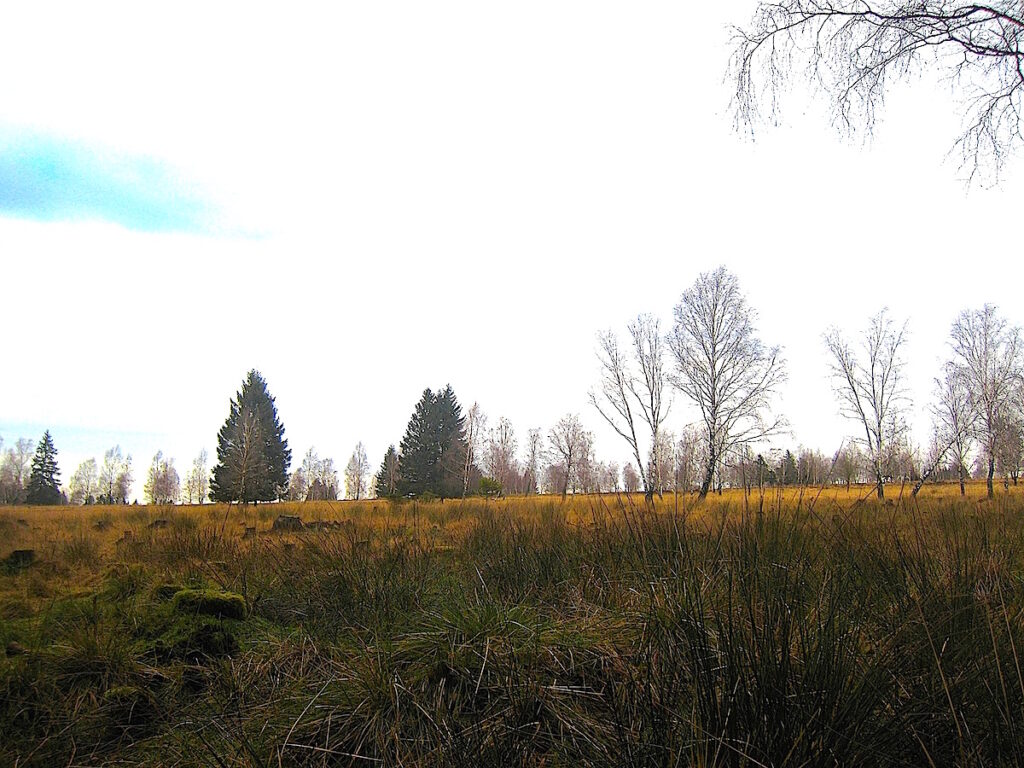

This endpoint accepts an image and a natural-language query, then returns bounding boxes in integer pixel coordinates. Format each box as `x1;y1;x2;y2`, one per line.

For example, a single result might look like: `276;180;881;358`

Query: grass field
2;483;1024;766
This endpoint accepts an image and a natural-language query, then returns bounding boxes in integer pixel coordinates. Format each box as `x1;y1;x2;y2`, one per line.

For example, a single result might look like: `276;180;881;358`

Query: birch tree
548;414;589;499
462;402;486;497
98;446;133;504
183;449;209;505
523;428;544;495
69;458;98;505
0;437;33;504
949;304;1023;498
669;267;787;498
590;314;670;504
345;442;371;500
824;308;910;500
917;364;979;496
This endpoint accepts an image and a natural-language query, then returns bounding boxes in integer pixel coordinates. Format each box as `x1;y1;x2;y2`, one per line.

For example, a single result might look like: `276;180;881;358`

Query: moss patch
171;589;246;620
151;583;184;602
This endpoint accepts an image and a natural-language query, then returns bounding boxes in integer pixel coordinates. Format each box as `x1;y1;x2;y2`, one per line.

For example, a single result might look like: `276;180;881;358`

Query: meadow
2;484;1024;767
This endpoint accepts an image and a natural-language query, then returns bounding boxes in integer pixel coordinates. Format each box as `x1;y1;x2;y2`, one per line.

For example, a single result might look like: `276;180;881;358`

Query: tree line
5;268;1024;505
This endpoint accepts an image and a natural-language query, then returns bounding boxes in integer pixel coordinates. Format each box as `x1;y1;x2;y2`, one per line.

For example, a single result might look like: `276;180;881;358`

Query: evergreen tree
397;389;437;497
396;385;470;498
210;370;291;503
778;450;798;486
375;445;401;498
25;430;62;505
435;385;469;498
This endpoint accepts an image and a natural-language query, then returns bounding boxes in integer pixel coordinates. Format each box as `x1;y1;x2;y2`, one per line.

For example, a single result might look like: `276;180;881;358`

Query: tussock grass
2;486;1024;766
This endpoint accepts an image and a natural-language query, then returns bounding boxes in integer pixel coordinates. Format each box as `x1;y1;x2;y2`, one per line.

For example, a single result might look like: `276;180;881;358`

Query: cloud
0;128;213;232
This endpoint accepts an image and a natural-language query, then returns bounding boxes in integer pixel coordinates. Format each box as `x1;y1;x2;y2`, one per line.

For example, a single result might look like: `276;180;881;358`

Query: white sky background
1;2;1022;499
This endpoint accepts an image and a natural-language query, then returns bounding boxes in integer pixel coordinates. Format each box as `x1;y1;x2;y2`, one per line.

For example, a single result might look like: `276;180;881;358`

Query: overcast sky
1;2;1021;498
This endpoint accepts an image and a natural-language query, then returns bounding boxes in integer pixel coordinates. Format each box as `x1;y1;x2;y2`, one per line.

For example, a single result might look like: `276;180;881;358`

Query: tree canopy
210;370;291;503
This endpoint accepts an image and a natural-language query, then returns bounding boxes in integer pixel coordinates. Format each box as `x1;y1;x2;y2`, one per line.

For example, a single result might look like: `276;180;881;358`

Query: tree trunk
698;456;715;499
874;459;884;500
988;457;995;499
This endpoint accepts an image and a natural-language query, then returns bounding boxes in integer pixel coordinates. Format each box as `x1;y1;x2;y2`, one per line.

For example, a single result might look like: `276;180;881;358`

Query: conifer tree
435;385;469;498
210;370;291;503
375;445;401;498
25;430;62;505
396;385;470;498
397;389;437;497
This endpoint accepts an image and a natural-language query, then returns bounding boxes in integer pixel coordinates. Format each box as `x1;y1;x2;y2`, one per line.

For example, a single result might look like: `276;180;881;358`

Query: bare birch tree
622;463;641;493
462;402;486;497
345;442;371;500
825;308;910;500
548;414;589;499
98;446;133;504
834;444;864;490
144;451;180;505
523;428;544;495
484;417;518;492
183;449;209;505
732;1;1024;181
669;267;787;499
674;426;703;493
590;314;671;504
590;330;649;498
629;314;671;496
0;437;33;503
916;363;979;495
69;458;98;505
950;304;1023;498
994;411;1024;486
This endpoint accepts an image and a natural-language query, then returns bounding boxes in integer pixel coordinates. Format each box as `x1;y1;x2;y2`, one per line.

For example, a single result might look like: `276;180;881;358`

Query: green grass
2;493;1024;766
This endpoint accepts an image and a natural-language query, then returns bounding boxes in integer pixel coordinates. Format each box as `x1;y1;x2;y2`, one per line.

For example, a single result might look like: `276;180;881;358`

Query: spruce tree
25;430;62;505
375;445;401;498
397;389;436;497
779;450;798;486
435;385;468;498
210;370;291;503
396;385;469;498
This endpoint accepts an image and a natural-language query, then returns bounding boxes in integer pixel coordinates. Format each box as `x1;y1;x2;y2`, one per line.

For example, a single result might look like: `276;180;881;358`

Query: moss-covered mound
171;589;246;620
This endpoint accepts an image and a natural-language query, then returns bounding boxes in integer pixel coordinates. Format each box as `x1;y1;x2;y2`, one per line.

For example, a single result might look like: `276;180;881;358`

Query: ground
2;484;1023;766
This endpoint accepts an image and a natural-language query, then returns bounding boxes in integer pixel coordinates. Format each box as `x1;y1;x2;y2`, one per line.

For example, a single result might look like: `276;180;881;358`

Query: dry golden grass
0;481;1009;621
0;479;1011;563
3;482;1024;766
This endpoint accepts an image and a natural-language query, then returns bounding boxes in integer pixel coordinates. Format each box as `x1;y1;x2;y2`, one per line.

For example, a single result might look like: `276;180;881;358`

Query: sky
1;2;1022;500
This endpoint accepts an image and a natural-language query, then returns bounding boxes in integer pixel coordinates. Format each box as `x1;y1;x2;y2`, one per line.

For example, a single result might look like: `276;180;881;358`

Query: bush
478;477;502;497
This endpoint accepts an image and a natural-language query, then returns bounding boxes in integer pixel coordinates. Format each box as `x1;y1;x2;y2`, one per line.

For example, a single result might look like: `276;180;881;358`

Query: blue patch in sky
0;129;212;232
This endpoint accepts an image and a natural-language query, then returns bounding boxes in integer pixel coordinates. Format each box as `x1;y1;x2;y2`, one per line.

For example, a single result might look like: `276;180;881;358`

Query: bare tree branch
732;1;1024;182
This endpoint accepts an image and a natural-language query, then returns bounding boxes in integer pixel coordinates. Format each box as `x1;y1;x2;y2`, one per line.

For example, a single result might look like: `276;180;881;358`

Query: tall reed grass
1;487;1023;766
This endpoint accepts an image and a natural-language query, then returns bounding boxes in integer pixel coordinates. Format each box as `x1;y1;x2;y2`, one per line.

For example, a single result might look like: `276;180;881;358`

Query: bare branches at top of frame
731;1;1024;182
